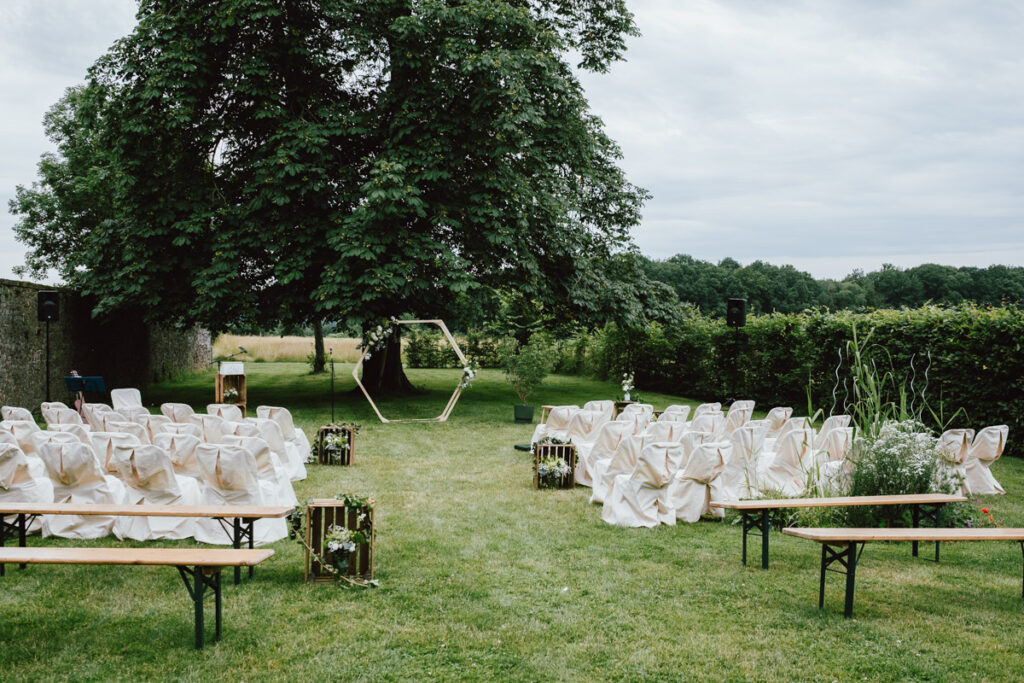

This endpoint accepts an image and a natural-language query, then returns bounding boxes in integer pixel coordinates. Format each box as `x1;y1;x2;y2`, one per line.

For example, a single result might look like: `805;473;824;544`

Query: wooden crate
215;373;247;417
304;500;374;583
533;443;576;489
317;425;355;466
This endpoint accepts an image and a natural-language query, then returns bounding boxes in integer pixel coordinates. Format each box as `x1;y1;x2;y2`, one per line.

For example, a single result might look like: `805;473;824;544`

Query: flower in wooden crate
223;387;240;402
536;455;572;488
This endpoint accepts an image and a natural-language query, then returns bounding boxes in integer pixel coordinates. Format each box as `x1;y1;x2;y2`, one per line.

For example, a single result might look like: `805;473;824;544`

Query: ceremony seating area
0;391;309;544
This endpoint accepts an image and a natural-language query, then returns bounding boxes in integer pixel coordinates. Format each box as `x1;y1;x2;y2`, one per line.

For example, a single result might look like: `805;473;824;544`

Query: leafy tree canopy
11;0;656;335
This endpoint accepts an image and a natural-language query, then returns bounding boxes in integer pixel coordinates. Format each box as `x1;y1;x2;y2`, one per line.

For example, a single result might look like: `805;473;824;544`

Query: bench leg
740;510;771;569
233;519;242;585
912;503;944;562
819;542;861;618
179;565;224;649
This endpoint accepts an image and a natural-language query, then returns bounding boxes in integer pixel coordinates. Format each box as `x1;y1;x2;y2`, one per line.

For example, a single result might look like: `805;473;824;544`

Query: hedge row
587;305;1023;457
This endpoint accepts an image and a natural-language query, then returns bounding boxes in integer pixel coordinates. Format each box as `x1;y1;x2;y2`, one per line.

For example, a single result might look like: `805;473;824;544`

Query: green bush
403;329;459;368
499;335;554;405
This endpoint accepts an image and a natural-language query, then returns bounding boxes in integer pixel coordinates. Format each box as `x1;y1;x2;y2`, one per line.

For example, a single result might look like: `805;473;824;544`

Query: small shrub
500;335;553;405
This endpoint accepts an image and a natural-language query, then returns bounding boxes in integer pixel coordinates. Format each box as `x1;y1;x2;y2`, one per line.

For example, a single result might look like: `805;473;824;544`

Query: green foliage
403;328;459;369
500;335;553;404
11;0;654;336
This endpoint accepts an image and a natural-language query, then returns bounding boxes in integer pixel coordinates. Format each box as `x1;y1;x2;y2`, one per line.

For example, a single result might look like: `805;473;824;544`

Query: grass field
2;363;1023;681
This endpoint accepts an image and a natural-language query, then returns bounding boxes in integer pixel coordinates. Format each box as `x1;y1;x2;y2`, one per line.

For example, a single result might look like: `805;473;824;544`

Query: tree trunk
360;328;417;395
312;320;326;373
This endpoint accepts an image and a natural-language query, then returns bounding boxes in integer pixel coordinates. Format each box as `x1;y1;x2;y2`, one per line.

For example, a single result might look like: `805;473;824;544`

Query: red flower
981;508;989;514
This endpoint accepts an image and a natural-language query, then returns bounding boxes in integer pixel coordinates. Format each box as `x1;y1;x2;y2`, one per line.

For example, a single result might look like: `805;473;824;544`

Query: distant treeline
640;255;1024;316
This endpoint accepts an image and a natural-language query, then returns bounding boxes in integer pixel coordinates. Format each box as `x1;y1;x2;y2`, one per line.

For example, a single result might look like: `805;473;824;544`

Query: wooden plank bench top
0;547;275;648
711;493;967;510
782;526;1024;618
0;503;293;518
0;503;294;584
713;494;967;569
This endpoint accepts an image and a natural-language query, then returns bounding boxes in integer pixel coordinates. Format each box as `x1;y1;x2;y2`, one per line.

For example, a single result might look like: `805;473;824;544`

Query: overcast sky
2;0;1022;283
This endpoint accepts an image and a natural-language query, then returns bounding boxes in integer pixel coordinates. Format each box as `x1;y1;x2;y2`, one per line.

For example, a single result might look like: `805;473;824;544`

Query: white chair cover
668;442;730;522
576;421;632;487
47;423;92;445
662;404;691;417
36;442;124;538
106;420;151;445
814;415;852;450
40;402;70;425
160;402;196;423
221;435;298;506
765;407;794;435
81;403;114;430
90;431;143;474
964;425;1008;495
225;421;261;438
159;422;203;439
49;407;86;428
601;442;680;527
247;418;305;482
718;407;752;438
643;421;687;445
690;413;724;436
531;405;579;444
110;388;143;413
190;414;228;444
193;444;287;545
812;427;854;495
693;402;722;418
583;400;616;422
152;433;202;479
110;444;202;540
207;403;244;422
723;426;765;499
937;428;974;492
726;400;755;417
1;406;33;422
615;409;652;433
566;409;609;444
678;431;714;471
98;411;129;432
134;414;172;442
1;419;42;453
30;430;81;458
758;429;814;497
0;443;54;518
256;406;310;480
657;411;689;424
590;435;649;505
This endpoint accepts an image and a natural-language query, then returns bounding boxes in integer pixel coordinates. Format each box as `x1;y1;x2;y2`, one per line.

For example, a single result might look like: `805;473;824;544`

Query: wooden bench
710;494;967;569
0;546;273;648
0;503;293;584
782;527;1024;618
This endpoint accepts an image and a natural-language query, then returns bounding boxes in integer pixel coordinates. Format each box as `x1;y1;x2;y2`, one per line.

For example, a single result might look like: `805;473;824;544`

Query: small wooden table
0;503;293;584
783;527;1024;618
0;546;273;648
711;494;967;569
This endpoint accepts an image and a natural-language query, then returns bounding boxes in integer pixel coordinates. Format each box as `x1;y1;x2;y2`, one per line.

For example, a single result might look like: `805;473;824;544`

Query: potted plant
499;336;553;423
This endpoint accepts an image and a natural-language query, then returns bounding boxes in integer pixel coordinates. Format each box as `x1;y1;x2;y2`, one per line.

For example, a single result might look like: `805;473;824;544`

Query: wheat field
213;334;364;363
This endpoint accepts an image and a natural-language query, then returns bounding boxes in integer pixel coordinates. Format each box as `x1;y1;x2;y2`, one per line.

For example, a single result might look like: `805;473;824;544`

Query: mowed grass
213;334;365;363
2;363;1024;680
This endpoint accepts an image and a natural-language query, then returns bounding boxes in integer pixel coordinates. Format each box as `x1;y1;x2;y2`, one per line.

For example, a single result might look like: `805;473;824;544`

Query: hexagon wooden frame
352;319;469;423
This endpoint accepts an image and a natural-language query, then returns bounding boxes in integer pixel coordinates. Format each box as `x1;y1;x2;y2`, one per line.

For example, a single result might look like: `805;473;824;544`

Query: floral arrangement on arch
458;359;479;390
360;317;399;360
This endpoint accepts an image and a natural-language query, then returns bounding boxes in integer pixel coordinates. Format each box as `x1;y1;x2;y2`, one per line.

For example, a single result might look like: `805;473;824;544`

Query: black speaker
726;298;746;328
37;290;59;322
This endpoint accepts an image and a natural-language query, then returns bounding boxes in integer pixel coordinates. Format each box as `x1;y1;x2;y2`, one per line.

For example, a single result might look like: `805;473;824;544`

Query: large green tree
11;0;652;392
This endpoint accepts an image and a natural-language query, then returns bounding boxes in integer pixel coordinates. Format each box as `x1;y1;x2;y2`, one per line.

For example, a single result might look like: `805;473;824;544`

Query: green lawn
3;363;1023;681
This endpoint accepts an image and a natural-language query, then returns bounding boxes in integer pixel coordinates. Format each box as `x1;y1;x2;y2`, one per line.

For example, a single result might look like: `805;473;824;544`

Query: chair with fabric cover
0;442;54;504
192;444;288;545
937;428;974;492
30;430;81;458
668;442;730;522
678;431;714;470
256;406;310;480
657;410;689;424
0;419;42;454
2;406;34;422
80;403;114;431
726;400;755;417
47;423;93;445
813;415;852;450
39;402;70;426
718;406;753;438
160;402;196;423
134;414;172;442
620;403;655;418
106;420;151;445
811;427;854;494
0;431;47;480
566;409;610;445
530;405;579;445
110;444;202;540
159;422;203;439
89;431;143;475
583;400;616;421
190;414;228;444
110;388;149;421
693;403;722;418
661;405;691;418
575;421;633;488
247;418;305;482
615;409;652;434
221;435;298;506
590;435;649;505
152;432;202;479
758;429;814;497
601;442;680;527
964;426;1009;495
97;411;129;432
36;442;124;538
207;404;244;422
225;421;261;438
689;412;724;436
643;421;687;445
764;407;794;436
722;426;765;499
48;407;86;428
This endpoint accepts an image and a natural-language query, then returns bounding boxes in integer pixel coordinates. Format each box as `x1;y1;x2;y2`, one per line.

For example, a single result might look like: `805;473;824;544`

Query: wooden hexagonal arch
353;319;469;423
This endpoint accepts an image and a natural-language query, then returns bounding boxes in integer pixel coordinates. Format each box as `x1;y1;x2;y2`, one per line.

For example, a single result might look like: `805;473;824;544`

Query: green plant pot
514;405;535;423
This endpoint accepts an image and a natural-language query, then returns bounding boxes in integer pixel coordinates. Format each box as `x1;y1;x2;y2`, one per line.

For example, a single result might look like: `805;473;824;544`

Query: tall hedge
589;305;1024;456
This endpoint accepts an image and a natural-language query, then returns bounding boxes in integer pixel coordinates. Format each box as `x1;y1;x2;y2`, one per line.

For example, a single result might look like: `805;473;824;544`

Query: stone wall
0;278;211;411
